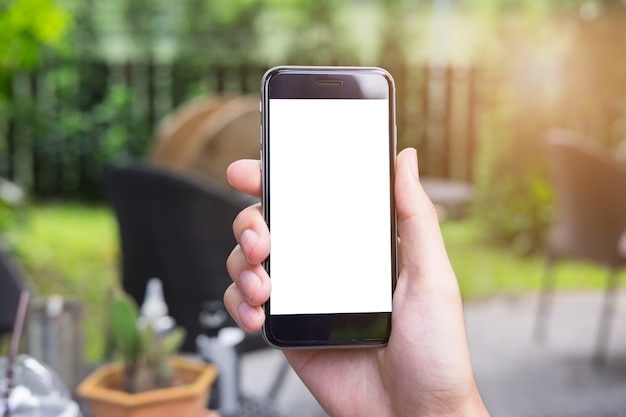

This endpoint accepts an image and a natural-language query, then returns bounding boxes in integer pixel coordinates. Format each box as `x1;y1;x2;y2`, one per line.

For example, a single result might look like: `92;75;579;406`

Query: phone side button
260;125;262;145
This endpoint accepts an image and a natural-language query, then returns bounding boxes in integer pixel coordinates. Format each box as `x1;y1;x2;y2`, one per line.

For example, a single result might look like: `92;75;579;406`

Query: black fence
0;59;478;200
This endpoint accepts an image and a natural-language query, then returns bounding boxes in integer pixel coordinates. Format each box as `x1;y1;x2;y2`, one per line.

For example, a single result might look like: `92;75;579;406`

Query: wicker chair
535;129;626;364
103;162;260;353
149;95;260;185
0;247;28;337
103;162;288;415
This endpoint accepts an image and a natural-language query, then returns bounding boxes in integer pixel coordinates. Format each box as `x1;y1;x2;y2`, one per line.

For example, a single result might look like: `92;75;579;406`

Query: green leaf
159;328;186;356
110;296;140;361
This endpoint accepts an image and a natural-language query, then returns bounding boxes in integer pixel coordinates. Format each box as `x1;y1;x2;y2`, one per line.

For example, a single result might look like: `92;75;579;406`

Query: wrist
450;388;490;417
430;386;490;417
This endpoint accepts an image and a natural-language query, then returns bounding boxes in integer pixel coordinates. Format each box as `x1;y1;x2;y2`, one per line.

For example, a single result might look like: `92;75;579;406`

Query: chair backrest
103;163;251;352
149;95;260;185
150;96;230;166
0;247;28;336
545;129;626;268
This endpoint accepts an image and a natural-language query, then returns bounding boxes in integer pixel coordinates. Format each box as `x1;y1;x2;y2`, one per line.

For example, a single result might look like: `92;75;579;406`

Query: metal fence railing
0;60;478;200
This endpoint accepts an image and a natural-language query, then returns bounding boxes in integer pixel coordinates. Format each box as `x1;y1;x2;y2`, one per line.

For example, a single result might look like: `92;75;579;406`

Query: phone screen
261;67;396;347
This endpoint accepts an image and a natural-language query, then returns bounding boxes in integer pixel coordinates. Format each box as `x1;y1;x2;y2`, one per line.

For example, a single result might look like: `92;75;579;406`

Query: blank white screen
268;99;393;315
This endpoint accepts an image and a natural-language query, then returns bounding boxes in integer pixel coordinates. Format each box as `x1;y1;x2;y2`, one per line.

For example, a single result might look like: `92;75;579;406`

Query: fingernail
237;302;261;331
239;270;261;299
409;148;419;180
240;229;258;256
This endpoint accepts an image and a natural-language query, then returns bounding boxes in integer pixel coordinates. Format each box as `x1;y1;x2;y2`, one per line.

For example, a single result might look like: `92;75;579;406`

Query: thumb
394;148;458;299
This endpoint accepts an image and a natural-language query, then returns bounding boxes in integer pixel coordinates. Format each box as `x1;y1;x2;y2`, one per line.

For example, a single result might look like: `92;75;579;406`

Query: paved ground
467;292;626;417
240;291;626;417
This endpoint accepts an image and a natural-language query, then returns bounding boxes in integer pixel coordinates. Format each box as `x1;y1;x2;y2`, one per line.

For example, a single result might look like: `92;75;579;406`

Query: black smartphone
260;66;397;348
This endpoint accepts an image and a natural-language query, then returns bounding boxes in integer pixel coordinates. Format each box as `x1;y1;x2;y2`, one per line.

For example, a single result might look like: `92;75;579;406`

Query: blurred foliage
177;0;263;64
0;200;16;234
0;0;72;72
0;176;22;234
472;170;554;255
8;204;117;361
466;0;626;253
1;0;407;201
265;0;356;64
6;61;149;199
2;0;626;251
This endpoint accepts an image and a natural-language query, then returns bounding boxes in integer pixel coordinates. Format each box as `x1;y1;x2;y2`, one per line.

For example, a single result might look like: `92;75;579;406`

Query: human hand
224;148;490;417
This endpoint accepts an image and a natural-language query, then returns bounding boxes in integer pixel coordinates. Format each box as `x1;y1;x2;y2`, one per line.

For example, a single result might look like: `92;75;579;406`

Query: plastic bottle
196;300;245;417
139;277;175;334
0;354;80;417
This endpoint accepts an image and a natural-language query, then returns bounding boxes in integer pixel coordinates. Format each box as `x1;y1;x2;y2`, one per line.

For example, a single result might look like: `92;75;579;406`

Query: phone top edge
262;66;395;101
263;65;393;73
262;65;394;87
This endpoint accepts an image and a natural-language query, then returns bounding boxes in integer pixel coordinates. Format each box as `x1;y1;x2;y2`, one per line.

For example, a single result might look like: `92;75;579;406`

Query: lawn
3;204;615;362
5;204;119;362
441;220;611;300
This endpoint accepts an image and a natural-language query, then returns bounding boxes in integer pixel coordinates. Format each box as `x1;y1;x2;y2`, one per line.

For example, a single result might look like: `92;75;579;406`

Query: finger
227;159;262;197
232;203;270;265
394;148;457;297
224;283;266;333
226;245;271;306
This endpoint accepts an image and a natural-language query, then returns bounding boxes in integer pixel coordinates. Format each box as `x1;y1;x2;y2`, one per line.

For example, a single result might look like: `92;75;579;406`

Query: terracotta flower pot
77;357;218;417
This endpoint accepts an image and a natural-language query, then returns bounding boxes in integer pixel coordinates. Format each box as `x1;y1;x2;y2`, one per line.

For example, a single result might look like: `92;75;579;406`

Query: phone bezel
260;66;397;349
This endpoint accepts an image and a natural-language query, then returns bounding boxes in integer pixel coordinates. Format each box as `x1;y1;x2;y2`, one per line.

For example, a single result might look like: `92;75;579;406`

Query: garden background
2;0;626;362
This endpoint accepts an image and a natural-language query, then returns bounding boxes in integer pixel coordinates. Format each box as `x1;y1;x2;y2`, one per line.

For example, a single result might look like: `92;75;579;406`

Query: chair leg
266;359;290;401
593;269;620;366
534;259;556;343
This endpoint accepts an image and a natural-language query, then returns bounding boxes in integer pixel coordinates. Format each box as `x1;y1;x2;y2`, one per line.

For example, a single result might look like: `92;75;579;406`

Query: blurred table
421;177;473;220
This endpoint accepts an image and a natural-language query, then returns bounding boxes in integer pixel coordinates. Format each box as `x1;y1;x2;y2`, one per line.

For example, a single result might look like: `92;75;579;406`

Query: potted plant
76;288;217;417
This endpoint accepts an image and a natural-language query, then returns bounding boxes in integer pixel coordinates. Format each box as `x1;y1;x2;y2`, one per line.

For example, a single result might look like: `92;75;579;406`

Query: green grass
441;219;615;300
6;204;119;362
3;205;617;362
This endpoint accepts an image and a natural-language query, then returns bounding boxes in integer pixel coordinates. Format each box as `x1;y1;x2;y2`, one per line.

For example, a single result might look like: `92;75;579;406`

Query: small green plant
108;290;185;393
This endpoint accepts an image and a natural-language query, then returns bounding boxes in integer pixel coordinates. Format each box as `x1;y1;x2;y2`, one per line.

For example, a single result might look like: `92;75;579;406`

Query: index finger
227;159;262;197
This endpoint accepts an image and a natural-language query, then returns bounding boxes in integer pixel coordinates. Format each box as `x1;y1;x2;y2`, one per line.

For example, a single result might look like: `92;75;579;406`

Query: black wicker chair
103;162;289;415
102;162;263;353
0;247;28;337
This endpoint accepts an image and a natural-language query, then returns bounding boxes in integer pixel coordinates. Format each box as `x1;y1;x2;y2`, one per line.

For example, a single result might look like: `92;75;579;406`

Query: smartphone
260;66;397;348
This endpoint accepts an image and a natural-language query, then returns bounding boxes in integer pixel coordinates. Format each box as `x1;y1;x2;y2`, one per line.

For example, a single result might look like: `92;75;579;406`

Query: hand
224;148;490;417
